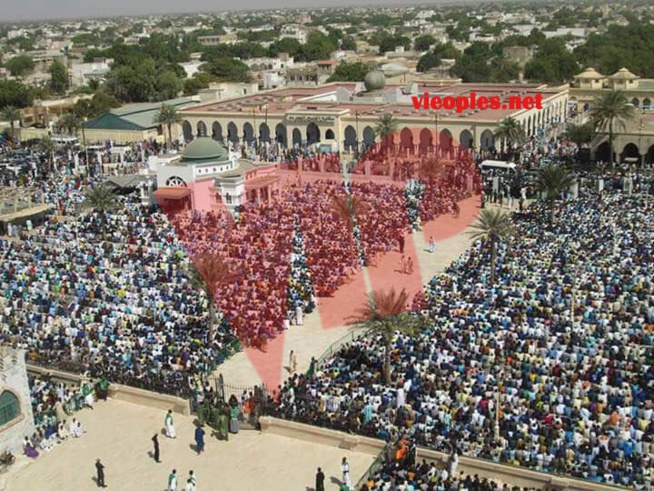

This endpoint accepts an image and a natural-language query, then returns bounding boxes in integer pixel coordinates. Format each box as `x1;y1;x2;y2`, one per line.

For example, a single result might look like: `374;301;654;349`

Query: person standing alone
95;459;106;488
315;467;325;491
165;409;176;439
152;433;160;463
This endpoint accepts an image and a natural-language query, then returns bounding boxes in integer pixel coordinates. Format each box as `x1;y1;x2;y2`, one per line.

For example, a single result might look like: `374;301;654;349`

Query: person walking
95;459;106;488
398;234;405;254
315;467;325;491
168;469;178;491
152;433;160;463
290;351;298;374
341;457;351;487
194;425;205;455
428;236;436;254
165;409;176;439
187;470;196;490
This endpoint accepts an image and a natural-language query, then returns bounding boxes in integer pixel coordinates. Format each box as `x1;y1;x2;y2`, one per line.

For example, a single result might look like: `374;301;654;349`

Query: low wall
259;417;621;491
26;365;190;416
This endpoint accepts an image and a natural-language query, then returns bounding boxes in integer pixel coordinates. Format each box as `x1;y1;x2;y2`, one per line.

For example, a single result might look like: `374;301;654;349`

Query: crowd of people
270;184;654;487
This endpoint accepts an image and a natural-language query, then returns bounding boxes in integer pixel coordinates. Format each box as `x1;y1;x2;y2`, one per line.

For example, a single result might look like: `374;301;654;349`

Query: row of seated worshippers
0;195;236;397
167;172;474;347
26;376;93;458
283;153;342;173
269;187;654;488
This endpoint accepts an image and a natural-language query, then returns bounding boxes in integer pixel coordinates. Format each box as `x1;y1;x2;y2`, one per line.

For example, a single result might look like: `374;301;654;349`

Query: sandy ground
4;399;374;491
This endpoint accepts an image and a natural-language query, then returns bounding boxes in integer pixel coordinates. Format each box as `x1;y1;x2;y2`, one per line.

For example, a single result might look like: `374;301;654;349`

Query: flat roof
182;82;563;123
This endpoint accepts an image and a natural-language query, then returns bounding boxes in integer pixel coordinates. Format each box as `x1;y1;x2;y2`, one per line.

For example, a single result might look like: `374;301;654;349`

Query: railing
308;328;368;376
354;452;384;491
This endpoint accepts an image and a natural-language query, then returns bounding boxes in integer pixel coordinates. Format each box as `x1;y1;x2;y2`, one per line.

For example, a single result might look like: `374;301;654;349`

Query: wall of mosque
0;349;35;454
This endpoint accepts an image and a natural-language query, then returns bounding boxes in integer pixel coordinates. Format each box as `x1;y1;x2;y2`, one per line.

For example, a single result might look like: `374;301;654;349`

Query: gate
213;374;273;430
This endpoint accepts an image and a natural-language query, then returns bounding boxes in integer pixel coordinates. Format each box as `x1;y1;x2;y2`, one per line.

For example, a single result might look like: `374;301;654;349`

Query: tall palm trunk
208;297;216;343
608;117;614;166
384;335;392;384
167;123;173;147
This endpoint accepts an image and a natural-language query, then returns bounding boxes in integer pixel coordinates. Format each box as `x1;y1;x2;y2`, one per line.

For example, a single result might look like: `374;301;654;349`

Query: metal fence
354;452;385;491
308;328;368;376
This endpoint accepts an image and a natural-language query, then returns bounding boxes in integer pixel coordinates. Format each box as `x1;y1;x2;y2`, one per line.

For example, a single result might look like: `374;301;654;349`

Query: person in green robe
218;408;229;441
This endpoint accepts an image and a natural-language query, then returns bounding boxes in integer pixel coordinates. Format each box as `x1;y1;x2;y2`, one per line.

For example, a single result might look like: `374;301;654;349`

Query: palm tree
563;122;594;151
38;136;56;171
494;117;526;161
58;111;81;137
536;165;575;224
331;194;369;231
419;156;444;185
83;184;118;213
589;91;635;165
1;106;21;142
350;287;424;384
154;104;182;147
374;114;399;150
467;208;513;285
187;254;236;343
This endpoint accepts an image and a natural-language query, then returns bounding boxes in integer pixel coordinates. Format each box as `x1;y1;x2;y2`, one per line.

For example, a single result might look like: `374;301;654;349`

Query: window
225;193;232;204
0;391;20;426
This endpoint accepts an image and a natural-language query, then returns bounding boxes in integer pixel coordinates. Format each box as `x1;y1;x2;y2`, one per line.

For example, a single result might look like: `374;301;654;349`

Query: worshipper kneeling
23;437;39;459
70;418;84;438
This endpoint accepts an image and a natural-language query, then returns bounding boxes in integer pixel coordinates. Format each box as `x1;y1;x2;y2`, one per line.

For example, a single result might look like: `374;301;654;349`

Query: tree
331;194;370;231
84;184;118;213
494;117;526;160
340;36;357;51
589;90;635;165
58;111;81;136
155;70;183;101
200;57;251;83
414;35;436;52
154;104;182;145
0;106;21;140
536;165;575;224
298;31;338;61
374;114;399;148
0;80;34;108
267;38;302;58
523;38;579;83
563;122;594;150
467;208;513;285
327;61;373;82
350;287;423;384
417;51;442;73
38;136;56;171
378;35;411;55
183;72;217;96
5;56;35;78
187;253;236;343
49;61;70;95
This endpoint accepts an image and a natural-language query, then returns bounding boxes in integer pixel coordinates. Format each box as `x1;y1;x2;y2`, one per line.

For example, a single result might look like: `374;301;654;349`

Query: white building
280;25;307;44
0;348;35;454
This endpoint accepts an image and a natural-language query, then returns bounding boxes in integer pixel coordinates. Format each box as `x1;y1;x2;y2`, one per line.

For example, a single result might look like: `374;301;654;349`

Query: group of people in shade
269;181;654;488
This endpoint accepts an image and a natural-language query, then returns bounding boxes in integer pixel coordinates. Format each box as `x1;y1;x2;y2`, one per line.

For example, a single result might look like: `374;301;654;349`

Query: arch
259;123;271;143
0;390;20;427
166;176;187;187
459;129;473;149
439;128;453;149
275;123;288;147
400;127;413;149
182;121;193;142
197;121;207;137
644;98;652;109
419;128;432;152
362;126;375;147
646;144;654;164
292;128;302;146
631;98;640;108
227;122;239;144
621;142;640;160
211;122;223;142
325;129;335;140
306;122;320;145
344;125;357;152
595;141;611;162
480;129;494;150
243;122;255;144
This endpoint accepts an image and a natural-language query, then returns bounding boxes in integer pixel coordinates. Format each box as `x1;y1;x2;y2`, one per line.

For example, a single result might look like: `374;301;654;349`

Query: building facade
0;348;35;454
177;81;570;156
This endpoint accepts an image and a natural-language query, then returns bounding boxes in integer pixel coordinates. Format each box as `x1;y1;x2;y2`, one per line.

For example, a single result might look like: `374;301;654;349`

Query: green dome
364;71;386;91
182;137;229;163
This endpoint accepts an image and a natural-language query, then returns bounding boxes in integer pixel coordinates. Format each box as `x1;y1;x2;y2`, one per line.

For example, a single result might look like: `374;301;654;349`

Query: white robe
165;414;176;438
295;306;303;325
341;462;351;486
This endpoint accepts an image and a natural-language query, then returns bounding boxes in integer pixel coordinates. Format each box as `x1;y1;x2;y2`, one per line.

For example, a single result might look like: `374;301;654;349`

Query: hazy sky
2;0;452;22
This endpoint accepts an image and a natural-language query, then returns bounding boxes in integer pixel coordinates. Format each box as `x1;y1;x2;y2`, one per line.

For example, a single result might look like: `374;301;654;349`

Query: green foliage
237;29;280;43
574;22;654;77
0;80;34;108
374;33;411;55
340;36;357;51
267;38;302;58
327;61;373;83
48;61;70;95
5;56;35;77
467;208;513;284
414;35;436;52
297;31;338;61
523;38;579;83
451;42;518;83
200;57;251;83
6;36;34;51
183;72;217;96
155;70;183;100
589;90;635;163
73;91;120;119
417;52;441;73
84;185;118;212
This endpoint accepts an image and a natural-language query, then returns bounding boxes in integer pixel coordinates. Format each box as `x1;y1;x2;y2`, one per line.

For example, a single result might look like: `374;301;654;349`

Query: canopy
480;160;516;170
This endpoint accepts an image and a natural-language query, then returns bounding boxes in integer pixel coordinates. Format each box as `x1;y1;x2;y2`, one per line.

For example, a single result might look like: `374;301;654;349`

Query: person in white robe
165;409;176;438
341;457;351;487
295;305;303;325
71;419;84;438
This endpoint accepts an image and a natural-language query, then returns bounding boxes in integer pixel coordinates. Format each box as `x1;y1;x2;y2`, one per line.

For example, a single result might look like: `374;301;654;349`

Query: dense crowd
271;186;654;487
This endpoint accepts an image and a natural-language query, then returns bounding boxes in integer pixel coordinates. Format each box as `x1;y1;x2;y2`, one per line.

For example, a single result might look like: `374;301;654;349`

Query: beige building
570;67;654;112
